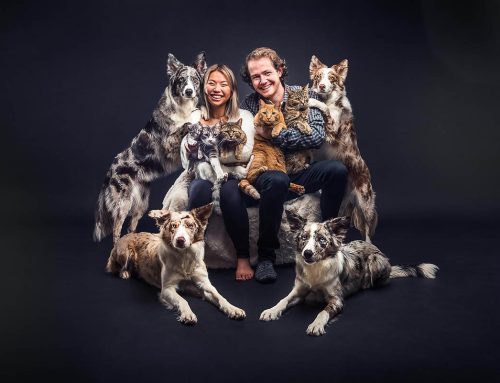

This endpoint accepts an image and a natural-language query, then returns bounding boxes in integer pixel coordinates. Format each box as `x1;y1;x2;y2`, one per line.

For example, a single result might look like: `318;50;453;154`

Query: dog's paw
178;311;198;325
259;308;281;321
306;322;326;336
119;270;130;279
306;311;330;336
225;305;246;320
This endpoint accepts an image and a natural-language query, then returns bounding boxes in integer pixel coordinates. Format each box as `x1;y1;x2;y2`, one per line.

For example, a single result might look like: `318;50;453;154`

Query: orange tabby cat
239;100;305;199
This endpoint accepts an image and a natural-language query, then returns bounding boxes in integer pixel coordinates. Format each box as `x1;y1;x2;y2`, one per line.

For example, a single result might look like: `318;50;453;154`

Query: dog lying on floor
260;211;438;336
106;203;246;324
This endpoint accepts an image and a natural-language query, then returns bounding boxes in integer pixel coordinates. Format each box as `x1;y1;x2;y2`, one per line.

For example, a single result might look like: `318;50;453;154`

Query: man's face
247;57;283;100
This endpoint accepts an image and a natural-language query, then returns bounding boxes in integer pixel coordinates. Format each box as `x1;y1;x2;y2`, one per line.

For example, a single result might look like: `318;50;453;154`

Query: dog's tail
93;186;113;242
351;187;378;240
390;263;439;279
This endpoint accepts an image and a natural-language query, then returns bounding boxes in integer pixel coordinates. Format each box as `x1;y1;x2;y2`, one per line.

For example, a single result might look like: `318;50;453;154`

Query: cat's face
286;85;309;113
200;124;220;146
187;123;203;139
257;101;282;126
219;118;246;145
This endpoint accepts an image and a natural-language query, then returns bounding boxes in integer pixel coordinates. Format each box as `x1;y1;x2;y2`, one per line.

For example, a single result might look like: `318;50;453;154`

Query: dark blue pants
188;160;348;263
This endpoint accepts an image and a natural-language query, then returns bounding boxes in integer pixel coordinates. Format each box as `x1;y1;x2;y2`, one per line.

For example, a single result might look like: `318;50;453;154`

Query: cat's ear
303;83;309;93
333;59;348;86
236;118;243;126
219;116;228;124
309;55;325;80
259;99;266;108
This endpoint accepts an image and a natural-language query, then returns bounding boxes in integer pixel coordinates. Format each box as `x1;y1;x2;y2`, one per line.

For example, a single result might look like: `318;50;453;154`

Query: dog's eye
300;234;309;241
171;222;179;229
318;236;327;247
185;222;195;229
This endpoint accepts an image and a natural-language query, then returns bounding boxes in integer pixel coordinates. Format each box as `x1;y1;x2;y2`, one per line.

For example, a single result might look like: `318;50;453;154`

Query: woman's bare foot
236;258;254;281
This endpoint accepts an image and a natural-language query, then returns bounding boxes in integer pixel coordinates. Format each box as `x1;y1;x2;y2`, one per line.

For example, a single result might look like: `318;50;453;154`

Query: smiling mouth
209;94;223;101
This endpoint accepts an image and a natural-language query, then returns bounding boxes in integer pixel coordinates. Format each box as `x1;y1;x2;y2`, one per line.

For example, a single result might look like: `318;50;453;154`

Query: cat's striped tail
238;179;261;200
390;263;439;279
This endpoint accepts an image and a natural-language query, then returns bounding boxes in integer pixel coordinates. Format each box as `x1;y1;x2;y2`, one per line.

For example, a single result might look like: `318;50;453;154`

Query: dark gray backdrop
2;0;499;230
2;1;500;382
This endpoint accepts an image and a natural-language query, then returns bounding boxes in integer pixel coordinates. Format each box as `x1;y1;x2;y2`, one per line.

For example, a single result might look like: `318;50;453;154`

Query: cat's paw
220;173;228;183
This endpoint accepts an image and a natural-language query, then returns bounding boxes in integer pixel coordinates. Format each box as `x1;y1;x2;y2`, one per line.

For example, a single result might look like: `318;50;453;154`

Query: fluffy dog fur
308;55;377;243
94;52;207;244
260;211;438;336
106;203;246;324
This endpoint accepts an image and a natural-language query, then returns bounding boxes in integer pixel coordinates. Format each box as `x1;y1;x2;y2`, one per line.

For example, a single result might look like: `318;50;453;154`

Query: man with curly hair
241;47;348;283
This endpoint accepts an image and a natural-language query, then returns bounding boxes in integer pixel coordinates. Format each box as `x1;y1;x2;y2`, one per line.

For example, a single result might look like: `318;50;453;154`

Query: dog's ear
148;209;171;227
309;55;325;80
193;51;207;77
191;203;213;227
286;209;306;232
332;59;348;86
324;216;350;242
167;53;183;78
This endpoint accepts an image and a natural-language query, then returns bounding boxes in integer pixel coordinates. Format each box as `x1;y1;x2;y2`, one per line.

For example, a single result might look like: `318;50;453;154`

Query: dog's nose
176;237;186;247
185;89;193;97
303;250;313;261
319;84;326;91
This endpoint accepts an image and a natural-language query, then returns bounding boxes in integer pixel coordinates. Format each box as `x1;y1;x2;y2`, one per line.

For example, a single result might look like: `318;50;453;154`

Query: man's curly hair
240;47;288;86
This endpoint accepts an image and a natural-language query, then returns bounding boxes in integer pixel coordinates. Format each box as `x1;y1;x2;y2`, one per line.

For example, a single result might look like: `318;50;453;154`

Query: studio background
1;0;499;382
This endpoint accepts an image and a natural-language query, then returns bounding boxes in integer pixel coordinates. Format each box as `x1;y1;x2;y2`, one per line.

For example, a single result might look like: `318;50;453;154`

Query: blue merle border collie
94;52;207;244
260;211;438;336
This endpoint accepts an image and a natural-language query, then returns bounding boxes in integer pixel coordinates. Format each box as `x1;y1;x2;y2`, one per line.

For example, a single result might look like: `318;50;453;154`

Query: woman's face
205;70;232;108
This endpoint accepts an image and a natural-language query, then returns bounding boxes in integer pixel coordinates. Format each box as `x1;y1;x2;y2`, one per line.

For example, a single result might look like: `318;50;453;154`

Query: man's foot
255;260;277;283
236;258;254;281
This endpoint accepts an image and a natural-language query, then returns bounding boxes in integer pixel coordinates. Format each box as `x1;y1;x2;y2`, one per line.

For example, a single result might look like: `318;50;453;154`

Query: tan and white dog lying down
260;211;438;336
106;203;246;324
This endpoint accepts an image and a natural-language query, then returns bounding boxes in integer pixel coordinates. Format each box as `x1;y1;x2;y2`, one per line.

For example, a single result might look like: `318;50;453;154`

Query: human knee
324;160;348;184
258;171;290;196
188;179;213;208
220;179;241;208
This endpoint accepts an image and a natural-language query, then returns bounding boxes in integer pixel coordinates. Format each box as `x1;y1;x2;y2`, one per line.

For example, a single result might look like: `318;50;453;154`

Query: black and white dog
260;211;439;336
94;52;207;244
